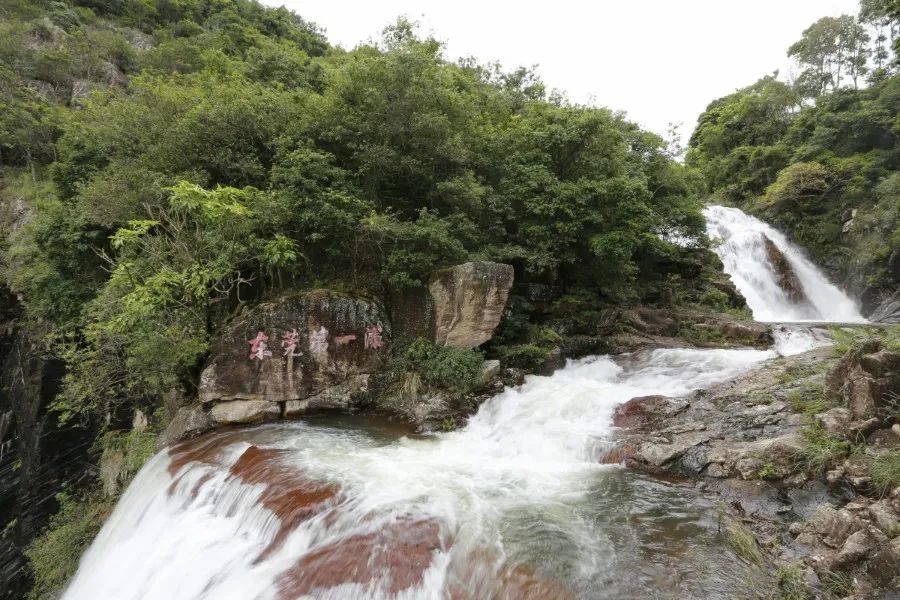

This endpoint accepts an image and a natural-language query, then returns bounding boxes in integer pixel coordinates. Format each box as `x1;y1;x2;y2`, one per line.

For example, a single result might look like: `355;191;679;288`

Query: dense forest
0;0;898;598
688;0;900;314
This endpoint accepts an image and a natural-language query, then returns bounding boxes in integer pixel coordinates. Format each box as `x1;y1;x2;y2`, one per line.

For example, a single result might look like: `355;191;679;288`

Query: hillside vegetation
0;1;729;595
687;0;900;313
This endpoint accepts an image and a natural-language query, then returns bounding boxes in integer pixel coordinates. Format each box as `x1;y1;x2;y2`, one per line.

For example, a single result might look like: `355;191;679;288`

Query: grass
786;385;834;416
756;462;781;480
829;324;900;356
871;449;900;492
726;520;762;564
820;571;853;598
797;423;852;474
773;563;815;600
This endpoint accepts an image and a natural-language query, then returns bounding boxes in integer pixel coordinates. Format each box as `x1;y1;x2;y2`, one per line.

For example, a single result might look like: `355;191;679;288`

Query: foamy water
704;205;865;323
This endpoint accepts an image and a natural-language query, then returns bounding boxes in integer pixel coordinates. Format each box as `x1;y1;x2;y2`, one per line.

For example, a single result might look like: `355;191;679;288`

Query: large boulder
198;291;389;422
763;235;808;304
825;341;900;421
868;290;900;323
155;406;214;450
428;262;514;349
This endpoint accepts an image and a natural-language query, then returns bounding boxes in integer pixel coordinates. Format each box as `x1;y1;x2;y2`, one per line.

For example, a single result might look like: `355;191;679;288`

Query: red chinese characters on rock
281;329;302;357
309;326;329;358
334;334;357;346
364;324;384;350
248;331;272;361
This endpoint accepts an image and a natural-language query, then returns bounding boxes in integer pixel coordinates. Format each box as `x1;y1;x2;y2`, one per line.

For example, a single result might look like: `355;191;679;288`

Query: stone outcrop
763;235;808;305
608;339;900;597
824;340;900;421
869;290;900;323
428;262;514;349
609;306;772;352
196;291;388;426
155;406;214;450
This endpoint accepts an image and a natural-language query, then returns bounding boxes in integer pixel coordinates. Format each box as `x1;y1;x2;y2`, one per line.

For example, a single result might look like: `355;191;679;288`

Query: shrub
699;287;730;311
496;344;551;370
25;488;113;600
403;338;483;394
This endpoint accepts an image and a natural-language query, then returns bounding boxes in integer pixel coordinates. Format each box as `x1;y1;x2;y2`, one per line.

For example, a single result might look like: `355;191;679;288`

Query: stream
61;206;866;600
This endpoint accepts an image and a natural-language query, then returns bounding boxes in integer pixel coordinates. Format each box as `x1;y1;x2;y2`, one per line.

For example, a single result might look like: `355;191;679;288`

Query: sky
269;0;861;138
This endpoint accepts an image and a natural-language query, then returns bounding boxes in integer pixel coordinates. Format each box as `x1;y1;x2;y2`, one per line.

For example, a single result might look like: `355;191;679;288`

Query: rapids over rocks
62;207;867;600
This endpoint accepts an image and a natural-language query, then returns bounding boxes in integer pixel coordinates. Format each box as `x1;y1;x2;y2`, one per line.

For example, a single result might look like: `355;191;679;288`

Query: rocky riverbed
606;333;900;598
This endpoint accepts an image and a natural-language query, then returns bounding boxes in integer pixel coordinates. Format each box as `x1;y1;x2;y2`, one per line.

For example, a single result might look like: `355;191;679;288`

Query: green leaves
110;220;158;249
165;181;253;220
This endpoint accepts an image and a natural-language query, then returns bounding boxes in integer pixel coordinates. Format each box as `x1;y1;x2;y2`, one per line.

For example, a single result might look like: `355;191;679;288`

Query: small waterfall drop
63;350;777;600
703;205;865;323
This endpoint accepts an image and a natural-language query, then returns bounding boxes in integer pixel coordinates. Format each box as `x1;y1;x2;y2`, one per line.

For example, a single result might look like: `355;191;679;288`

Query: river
61;206;865;600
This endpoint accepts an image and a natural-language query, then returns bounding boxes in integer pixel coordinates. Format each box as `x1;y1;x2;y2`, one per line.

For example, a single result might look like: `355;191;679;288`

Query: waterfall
60;206;850;600
63;349;777;600
703;205;865;323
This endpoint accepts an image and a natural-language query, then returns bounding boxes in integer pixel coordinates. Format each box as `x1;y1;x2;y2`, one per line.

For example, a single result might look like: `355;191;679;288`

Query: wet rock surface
869;290;900;323
0;329;93;598
611;342;900;598
763;235;809;305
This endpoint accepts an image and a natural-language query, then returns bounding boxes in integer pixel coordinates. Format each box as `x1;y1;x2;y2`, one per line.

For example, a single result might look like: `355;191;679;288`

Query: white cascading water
704;205;865;323
62;206;854;600
64;349;779;600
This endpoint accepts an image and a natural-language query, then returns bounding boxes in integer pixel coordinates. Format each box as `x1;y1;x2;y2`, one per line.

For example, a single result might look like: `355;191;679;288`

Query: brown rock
816;407;852;437
613;395;688;431
428;261;514;349
867;500;899;535
209;400;280;425
808;506;865;549
156;405;215;450
847;375;880;420
228;446;340;562
858;350;900;377
867;537;900;588
199;291;387;414
276;518;445;597
763;236;808;304
830;527;887;569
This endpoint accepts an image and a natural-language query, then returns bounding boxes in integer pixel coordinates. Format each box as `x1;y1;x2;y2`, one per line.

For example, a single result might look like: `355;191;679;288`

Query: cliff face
0;328;93;598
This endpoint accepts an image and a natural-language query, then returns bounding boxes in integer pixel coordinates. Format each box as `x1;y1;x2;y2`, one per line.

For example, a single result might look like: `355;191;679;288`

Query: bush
402;338;483;394
496;344;551;370
699;287;730;311
25;488;113;600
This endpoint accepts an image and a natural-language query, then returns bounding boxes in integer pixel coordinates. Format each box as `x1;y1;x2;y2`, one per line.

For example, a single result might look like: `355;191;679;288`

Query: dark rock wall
0;330;93;598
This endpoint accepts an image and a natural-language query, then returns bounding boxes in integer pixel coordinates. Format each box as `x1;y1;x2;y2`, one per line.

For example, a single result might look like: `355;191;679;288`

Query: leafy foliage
402;338;484;394
688;6;900;305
